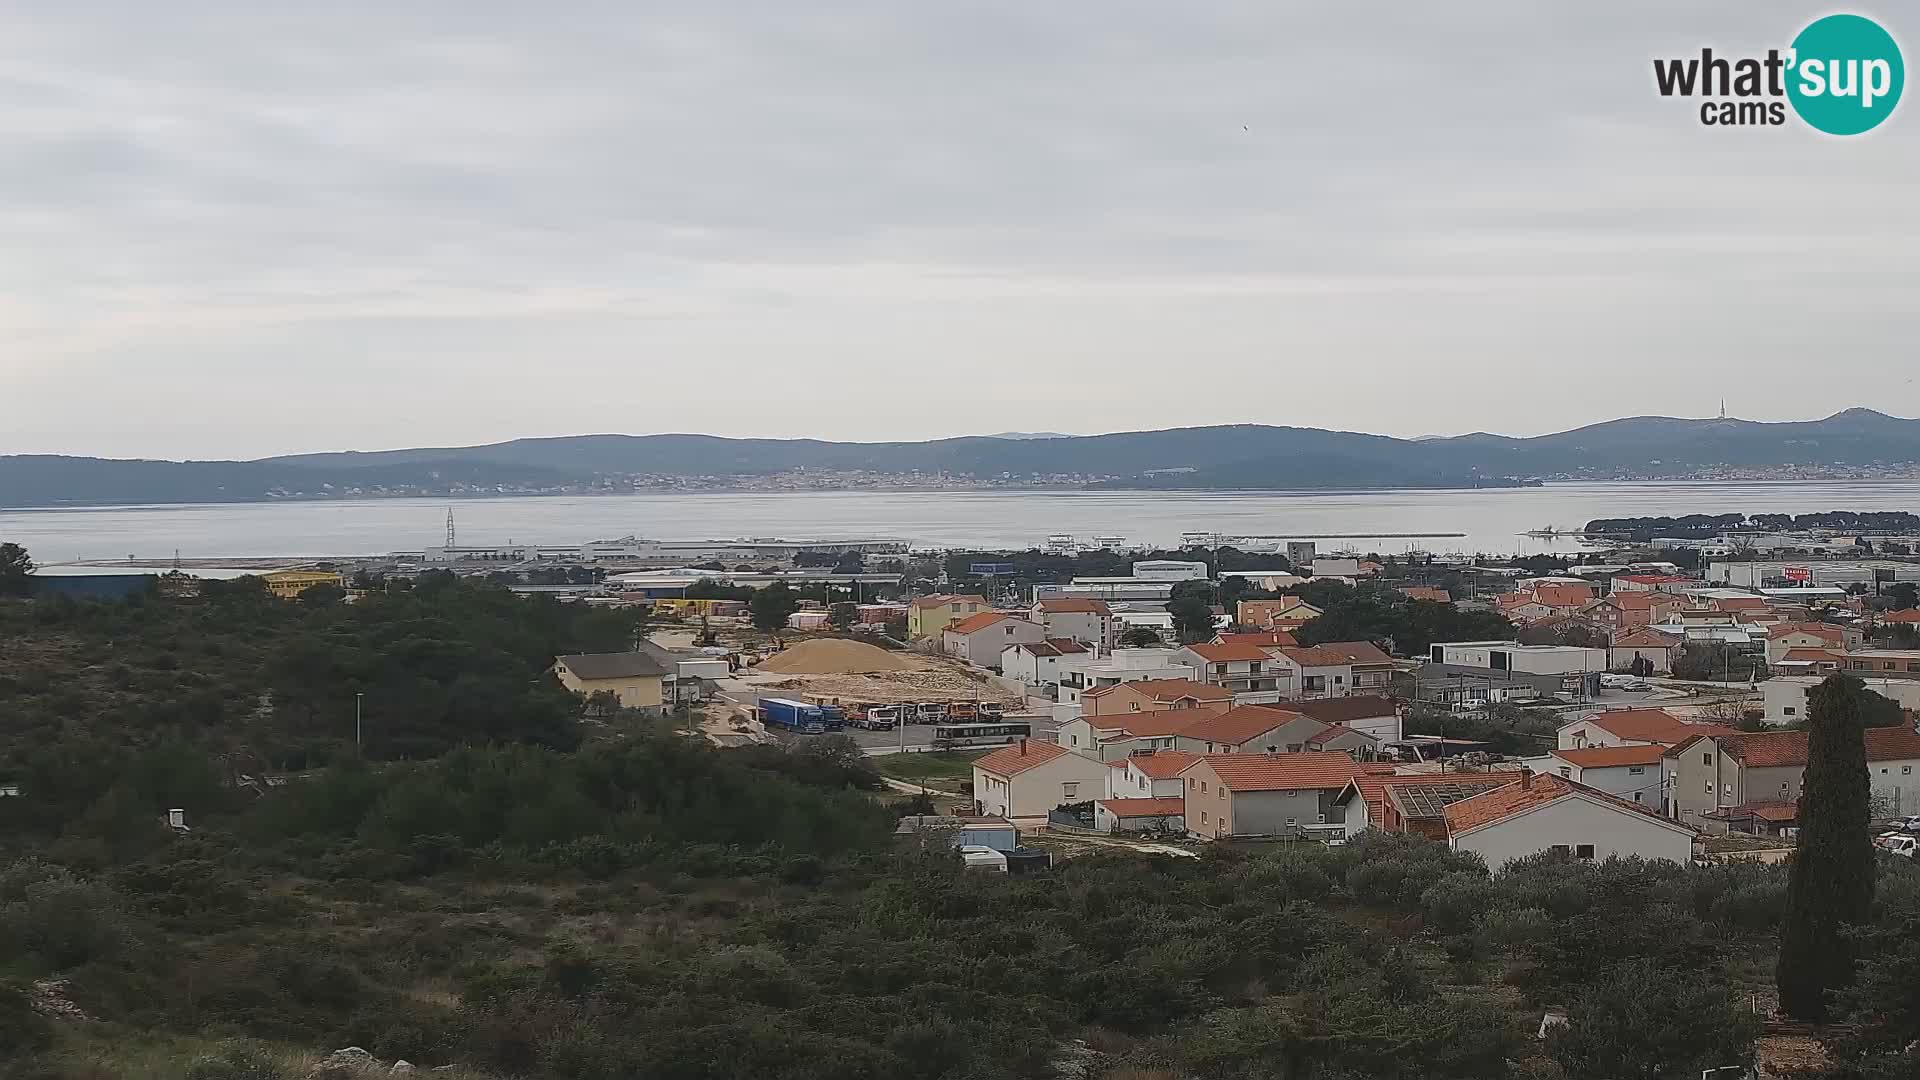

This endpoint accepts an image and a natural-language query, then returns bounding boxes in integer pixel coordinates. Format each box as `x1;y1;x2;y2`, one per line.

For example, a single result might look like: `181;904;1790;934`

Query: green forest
4;570;1920;1078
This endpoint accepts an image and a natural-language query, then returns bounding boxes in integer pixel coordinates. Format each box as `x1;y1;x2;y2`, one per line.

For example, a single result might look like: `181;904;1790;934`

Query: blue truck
756;697;845;734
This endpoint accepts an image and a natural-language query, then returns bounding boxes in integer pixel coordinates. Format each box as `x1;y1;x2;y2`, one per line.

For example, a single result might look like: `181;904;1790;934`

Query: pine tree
1776;673;1877;1021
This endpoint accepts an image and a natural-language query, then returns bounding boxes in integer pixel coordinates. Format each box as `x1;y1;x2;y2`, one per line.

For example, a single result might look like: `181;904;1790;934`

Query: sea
6;479;1920;567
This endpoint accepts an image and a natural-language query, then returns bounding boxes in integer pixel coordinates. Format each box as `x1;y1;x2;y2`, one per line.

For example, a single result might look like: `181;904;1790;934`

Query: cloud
1;1;1916;456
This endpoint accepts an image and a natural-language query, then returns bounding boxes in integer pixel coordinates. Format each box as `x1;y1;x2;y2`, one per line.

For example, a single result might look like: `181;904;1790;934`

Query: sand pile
756;638;912;675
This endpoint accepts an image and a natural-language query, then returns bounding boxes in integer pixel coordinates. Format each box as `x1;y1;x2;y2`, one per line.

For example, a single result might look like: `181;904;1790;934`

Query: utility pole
355;692;364;751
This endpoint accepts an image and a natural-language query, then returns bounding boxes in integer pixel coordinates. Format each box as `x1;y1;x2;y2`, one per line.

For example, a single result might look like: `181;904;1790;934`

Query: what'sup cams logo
1654;13;1903;133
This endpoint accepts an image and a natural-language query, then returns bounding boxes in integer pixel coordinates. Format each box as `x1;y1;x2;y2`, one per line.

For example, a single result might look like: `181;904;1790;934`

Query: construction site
739;638;1025;711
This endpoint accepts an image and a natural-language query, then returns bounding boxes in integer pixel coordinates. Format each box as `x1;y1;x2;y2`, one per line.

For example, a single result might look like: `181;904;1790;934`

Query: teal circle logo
1787;14;1904;134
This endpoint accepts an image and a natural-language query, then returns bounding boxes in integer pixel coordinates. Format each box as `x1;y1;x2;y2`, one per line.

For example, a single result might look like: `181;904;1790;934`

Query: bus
930;721;1034;747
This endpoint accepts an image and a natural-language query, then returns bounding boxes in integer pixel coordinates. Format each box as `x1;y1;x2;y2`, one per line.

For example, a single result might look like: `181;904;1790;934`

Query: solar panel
1389;780;1510;819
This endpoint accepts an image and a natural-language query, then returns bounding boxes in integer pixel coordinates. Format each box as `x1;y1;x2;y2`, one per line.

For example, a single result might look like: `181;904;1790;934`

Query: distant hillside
4;409;1918;507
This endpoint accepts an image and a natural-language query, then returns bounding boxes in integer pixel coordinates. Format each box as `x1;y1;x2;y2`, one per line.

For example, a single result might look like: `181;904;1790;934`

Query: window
1784;707;1796;716
1633;792;1643;803
1905;766;1913;775
1285;818;1296;827
1628;766;1645;775
1063;783;1078;799
1201;811;1208;825
1201;781;1207;793
1558;767;1572;778
1705;780;1714;794
1551;844;1571;855
1334;675;1344;685
1218;789;1225;801
1576;844;1595;860
1702;753;1713;766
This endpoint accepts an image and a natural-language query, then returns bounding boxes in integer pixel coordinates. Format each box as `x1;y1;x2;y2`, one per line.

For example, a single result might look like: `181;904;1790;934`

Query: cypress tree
1776;673;1877;1021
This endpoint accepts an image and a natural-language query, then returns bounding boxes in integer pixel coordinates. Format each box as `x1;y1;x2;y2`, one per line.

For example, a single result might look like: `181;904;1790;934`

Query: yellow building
907;594;991;639
552;652;671;714
260;569;346;600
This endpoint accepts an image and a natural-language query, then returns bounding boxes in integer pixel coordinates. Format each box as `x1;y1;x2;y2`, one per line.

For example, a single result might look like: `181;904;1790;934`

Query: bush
0;859;134;971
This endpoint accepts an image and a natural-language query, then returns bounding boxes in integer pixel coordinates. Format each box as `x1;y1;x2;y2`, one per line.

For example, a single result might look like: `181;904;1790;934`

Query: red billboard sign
1784;566;1810;582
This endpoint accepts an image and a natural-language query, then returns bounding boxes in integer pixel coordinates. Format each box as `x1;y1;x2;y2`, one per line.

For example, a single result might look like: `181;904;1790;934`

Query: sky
3;2;1917;460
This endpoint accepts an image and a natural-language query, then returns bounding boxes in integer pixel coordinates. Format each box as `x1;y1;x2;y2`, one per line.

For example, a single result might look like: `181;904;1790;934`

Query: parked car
1876;832;1917;858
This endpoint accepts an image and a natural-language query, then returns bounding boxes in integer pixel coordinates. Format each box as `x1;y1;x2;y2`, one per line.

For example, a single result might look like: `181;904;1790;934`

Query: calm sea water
6;480;1920;564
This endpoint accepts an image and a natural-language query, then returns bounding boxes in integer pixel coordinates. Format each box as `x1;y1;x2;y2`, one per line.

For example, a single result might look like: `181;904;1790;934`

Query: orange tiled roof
1534;584;1596;608
1442;772;1675;834
945;611;1014;635
1341;771;1522;829
1097;796;1187;817
1124;750;1202;778
1035;598;1112;615
1883;609;1920;624
1285;695;1398;724
1612;628;1682;648
1091;707;1221;739
1778;647;1843;664
1552;744;1668;768
1218;630;1300;648
973;739;1071;778
1280;641;1394;667
1083;678;1231;702
1189;752;1358;792
911;593;989;609
1575;708;1737;745
1710;727;1920;769
1187;642;1276;662
1768;622;1844;640
1178;706;1312;747
1398;586;1452;603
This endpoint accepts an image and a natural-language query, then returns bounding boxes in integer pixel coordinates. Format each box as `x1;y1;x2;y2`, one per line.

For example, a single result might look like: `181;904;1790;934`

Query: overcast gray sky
3;2;1915;459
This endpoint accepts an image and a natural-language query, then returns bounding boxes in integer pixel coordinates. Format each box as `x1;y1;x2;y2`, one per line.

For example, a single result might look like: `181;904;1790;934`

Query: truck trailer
757;697;845;734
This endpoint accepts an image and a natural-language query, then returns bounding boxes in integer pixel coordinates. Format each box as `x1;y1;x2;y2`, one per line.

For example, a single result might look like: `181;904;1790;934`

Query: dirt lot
740;652;1023;707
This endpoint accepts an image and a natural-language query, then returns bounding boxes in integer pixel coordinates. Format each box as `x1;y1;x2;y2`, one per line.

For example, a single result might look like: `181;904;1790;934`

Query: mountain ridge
3;410;1917;507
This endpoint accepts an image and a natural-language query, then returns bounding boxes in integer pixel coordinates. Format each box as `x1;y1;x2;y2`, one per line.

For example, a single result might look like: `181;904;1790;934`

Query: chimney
1019;738;1028;756
1520;768;1532;790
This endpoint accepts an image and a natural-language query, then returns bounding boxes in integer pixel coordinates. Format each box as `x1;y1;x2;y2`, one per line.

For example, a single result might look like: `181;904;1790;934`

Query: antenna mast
446;508;457;548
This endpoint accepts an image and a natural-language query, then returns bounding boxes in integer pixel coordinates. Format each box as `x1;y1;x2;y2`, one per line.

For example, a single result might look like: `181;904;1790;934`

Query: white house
1287;696;1403;742
1175;642;1291;700
999;638;1090;687
1442;772;1697;869
943;612;1046;670
1105;749;1201;799
971;738;1114;818
1555;708;1735;751
1607;628;1684;674
1274;642;1396;699
1055;648;1196;705
1093;797;1186;834
1520;745;1667;807
1029;598;1116;651
1763;674;1920;725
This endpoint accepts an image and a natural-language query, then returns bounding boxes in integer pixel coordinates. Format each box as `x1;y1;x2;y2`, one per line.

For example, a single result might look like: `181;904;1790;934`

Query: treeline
1586;511;1920;537
1282;580;1514;655
0;571;646;784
